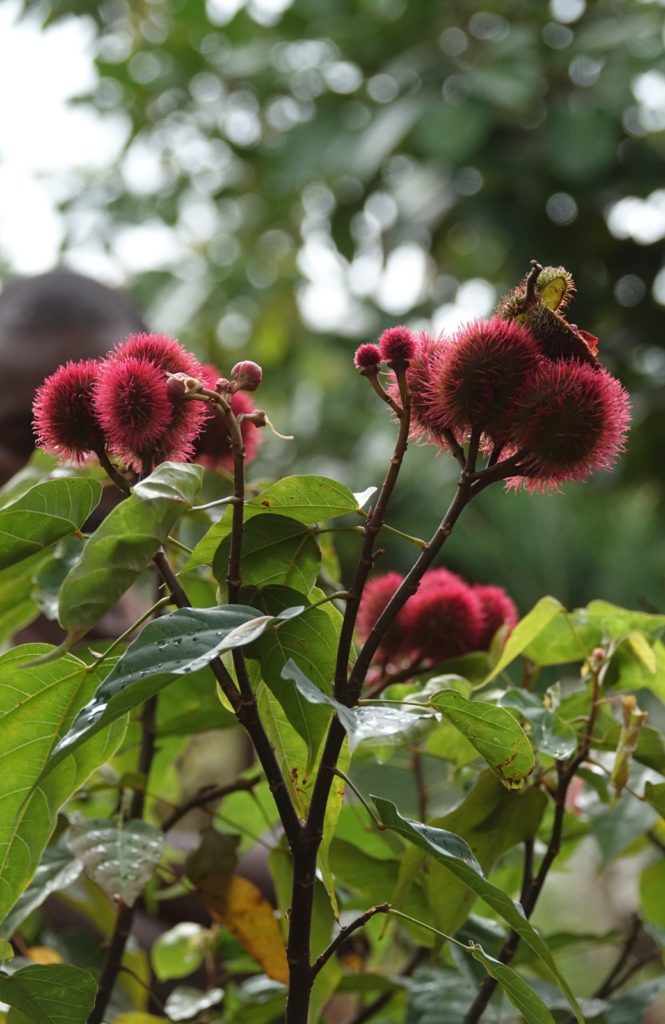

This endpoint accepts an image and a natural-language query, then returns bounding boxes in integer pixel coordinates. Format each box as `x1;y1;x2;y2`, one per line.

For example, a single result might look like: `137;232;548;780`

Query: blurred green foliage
19;0;665;610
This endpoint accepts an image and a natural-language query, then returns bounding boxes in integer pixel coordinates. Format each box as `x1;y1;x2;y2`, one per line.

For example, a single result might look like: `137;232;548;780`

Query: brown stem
593;915;642;999
87;902;134;1024
160;774;261;832
311;903;391;979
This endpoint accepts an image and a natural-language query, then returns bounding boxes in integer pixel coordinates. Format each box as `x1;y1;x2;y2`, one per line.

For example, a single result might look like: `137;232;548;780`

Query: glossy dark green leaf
213;513;321;594
0;477;101;573
0;846;82;940
59;462;203;637
281;659;436;753
468;944;557;1024
49;604;303;770
374;798;583;1023
67;817;165;905
186;474;360;569
430;691;534;788
0;963;96;1024
485;596;564;682
0;644;125;926
500;690;578;760
32;537;85;620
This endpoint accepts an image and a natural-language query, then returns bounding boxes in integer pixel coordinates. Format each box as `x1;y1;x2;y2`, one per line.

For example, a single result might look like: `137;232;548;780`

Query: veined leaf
186;474;360;569
48;604;303;771
0;477;101;573
0;645;125;925
0;963;96;1024
374;798;583;1024
213;513;321;595
59;462;202;637
0;847;82;941
430;691;534;788
67;818;165;906
500;690;577;760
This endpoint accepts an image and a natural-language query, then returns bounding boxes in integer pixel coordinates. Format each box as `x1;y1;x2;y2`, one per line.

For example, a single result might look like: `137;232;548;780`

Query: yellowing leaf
27;946;63;964
115;1015;168;1023
198;873;288;984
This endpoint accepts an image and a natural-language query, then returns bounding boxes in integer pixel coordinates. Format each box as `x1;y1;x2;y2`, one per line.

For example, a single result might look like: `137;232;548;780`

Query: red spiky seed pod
508;361;630;491
387;333;450;445
33;359;105;462
472;584;518;650
357;572;410;664
104;333;208;467
231;360;263;392
401;574;483;664
354;343;381;374
194;365;261;470
378;326;417;366
94;357;173;469
425;317;542;442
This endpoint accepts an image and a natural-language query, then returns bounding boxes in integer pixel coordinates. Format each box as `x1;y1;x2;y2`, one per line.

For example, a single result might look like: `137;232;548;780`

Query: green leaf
430;691;534;788
248;589;337;766
164;985;224;1021
484;597;564;681
0;645;125;926
0;847;82;941
213;513;321;594
468;944;557;1024
31;537;85;621
639;859;665;928
374;798;583;1023
0;477;102;573
186;475;360;569
151;922;207;982
67;818;165;905
523;609;601;667
644;781;665;817
500;690;578;760
58;462;203;637
0;964;96;1024
50;604;303;771
281;659;436;754
0;554;47;645
585;600;665;639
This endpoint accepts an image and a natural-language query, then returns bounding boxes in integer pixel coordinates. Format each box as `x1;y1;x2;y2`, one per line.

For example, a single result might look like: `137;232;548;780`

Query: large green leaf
374;798;583;1023
0;964;96;1024
67;818;165;905
0;477;102;573
213;513;321;594
484;597;564;682
186;475;360;569
430;691;534;788
468;944;557;1024
0;553;47;645
58;463;203;637
0;644;126;925
48;604;304;771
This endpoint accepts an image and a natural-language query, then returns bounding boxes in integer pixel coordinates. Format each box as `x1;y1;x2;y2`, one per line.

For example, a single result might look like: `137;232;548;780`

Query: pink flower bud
379;326;416;365
354;343;381;374
231;360;263;391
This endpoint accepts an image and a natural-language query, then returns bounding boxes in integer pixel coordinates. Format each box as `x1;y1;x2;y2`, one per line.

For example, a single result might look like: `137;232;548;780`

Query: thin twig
593;915;642;999
311;904;391;978
160;774;262;832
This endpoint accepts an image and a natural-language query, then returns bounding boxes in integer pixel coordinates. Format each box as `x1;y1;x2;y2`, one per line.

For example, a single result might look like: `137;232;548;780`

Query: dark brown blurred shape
0;268;145;483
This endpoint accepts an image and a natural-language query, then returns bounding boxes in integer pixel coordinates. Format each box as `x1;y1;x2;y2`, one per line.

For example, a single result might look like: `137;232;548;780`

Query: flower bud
166;372;203;400
231;360;263;392
379;326;416;366
354;343;381;375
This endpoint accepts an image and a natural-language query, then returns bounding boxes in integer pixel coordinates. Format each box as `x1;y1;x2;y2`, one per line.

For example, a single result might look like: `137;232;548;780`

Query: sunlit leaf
164;986;225;1022
430;691;534;788
485;597;564;681
151;923;208;982
0;645;125;926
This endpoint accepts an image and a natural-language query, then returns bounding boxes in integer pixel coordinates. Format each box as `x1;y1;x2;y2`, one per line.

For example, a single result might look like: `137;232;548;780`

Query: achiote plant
1;262;663;1024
